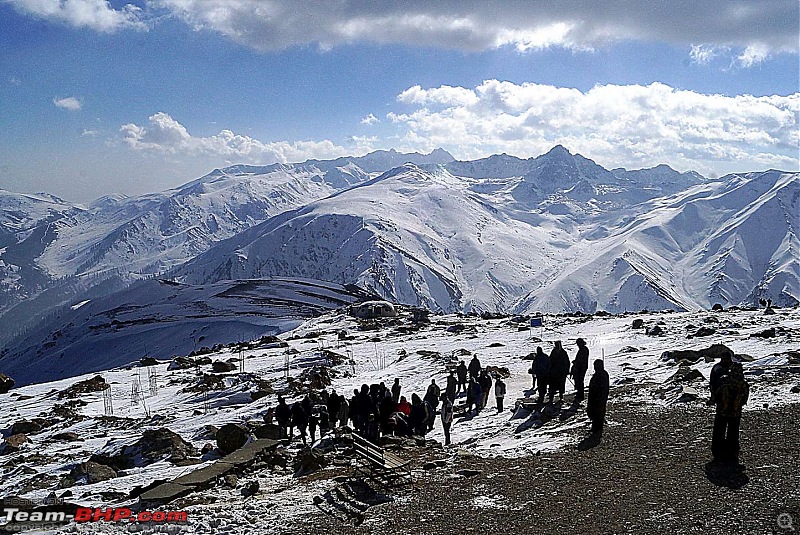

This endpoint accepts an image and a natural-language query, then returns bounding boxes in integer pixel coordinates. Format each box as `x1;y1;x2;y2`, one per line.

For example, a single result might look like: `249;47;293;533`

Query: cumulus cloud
7;0;146;31
53;96;82;110
120;112;361;163
152;0;798;55
360;113;379;125
385;80;799;174
737;43;770;67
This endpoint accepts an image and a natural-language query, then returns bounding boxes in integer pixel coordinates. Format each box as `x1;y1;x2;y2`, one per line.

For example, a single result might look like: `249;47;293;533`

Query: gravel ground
286;399;800;535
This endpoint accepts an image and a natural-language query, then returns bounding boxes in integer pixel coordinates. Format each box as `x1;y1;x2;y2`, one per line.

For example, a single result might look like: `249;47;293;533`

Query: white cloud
360;113;379;125
7;0;146;31
81;129;99;136
690;44;725;65
53;96;82;111
386;80;800;174
151;0;798;55
120;112;363;163
9;77;22;85
737;42;770;67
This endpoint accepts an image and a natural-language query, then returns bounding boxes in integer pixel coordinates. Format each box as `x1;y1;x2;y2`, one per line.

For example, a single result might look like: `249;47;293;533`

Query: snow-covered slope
0;150;448;343
0;278;374;385
0;304;797;532
169;157;799;314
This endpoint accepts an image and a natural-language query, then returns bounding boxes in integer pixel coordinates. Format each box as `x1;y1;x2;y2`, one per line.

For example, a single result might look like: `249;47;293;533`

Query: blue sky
1;0;798;202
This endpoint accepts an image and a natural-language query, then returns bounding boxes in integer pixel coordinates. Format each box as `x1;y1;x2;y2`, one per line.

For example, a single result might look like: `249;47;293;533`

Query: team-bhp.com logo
3;507;187;525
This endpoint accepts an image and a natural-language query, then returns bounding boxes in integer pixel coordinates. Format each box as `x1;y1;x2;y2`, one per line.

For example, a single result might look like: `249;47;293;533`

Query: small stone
791;386;800;394
455;469;481;477
241;481;259;498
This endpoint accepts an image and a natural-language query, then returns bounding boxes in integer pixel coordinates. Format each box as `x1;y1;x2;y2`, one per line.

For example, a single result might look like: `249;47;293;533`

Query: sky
0;0;798;203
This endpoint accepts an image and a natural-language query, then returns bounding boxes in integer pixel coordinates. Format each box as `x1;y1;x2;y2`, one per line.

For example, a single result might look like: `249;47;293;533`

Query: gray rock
216;423;250;454
91;428;198;470
10;419;43;435
223;474;238;488
241;480;259;497
52;432;81;442
646;325;664;336
293;447;328;476
791;385;800;394
456;469;481;477
631;319;644;329
2;433;28;452
70;461;118;484
0;372;14;394
212;361;237;373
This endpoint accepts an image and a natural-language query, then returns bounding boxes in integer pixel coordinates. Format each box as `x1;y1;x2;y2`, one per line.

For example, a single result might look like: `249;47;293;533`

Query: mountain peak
544;144;572;157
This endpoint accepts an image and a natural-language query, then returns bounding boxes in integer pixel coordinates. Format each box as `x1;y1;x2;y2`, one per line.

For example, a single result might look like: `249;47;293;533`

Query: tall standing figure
712;361;749;463
587;359;609;435
572;338;589;402
548;341;570;403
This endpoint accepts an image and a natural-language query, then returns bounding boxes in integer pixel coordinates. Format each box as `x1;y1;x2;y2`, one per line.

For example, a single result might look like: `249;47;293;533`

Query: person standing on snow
494;376;506;413
571;338;590;402
549;341;570;403
587;359;610;435
440;393;454;446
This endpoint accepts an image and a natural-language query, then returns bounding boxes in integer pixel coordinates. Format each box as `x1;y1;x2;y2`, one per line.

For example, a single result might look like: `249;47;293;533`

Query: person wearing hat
571;338;590;402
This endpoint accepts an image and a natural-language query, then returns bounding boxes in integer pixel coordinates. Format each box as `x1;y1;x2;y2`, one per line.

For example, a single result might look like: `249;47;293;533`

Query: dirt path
287;400;800;535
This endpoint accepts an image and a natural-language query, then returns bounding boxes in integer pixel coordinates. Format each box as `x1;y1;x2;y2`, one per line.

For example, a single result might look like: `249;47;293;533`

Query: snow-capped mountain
1;146;797;381
169;156;799;314
0;150;450;343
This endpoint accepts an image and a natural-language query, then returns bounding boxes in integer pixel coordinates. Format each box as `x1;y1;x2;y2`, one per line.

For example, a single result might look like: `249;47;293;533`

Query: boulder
670;368;705;383
241;480;259;497
791;385;800;394
253;424;286;440
0;372;14;394
10;419;43;435
58;375;108;399
70;461;118;484
662;343;734;362
139;357;159;367
693;327;716;337
631;319;644;329
2;433;28;453
646;325;664;336
216;423;250;454
52;432;81;442
750;327;777;339
91;428;198;470
711;303;724;311
293;448;328;476
212;360;237;373
167;356;195;371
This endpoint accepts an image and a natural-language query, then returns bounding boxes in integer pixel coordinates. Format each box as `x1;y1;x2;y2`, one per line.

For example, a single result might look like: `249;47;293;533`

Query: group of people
527;338;609;434
268;334;751;468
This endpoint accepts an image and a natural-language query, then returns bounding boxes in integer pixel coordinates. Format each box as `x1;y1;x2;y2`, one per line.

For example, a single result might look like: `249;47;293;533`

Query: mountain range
0;146;797;383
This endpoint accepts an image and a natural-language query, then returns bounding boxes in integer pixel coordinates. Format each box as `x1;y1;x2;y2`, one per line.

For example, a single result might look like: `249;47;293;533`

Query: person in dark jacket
327;390;341;427
445;370;457;402
712;361;749;463
467;377;483;414
424;379;441;410
587;359;610;435
391;378;401;404
290;401;308;445
456;361;468;393
409;394;427;436
275;396;291;439
709;350;733;403
468;355;482;380
533;346;550;403
440;393;454;446
548;341;570;403
479;370;492;409
494;377;506;413
571;338;590;402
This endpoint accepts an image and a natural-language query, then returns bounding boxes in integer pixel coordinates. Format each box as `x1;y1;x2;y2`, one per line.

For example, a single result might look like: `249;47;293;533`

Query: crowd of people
267;337;748;465
267;339;610;447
